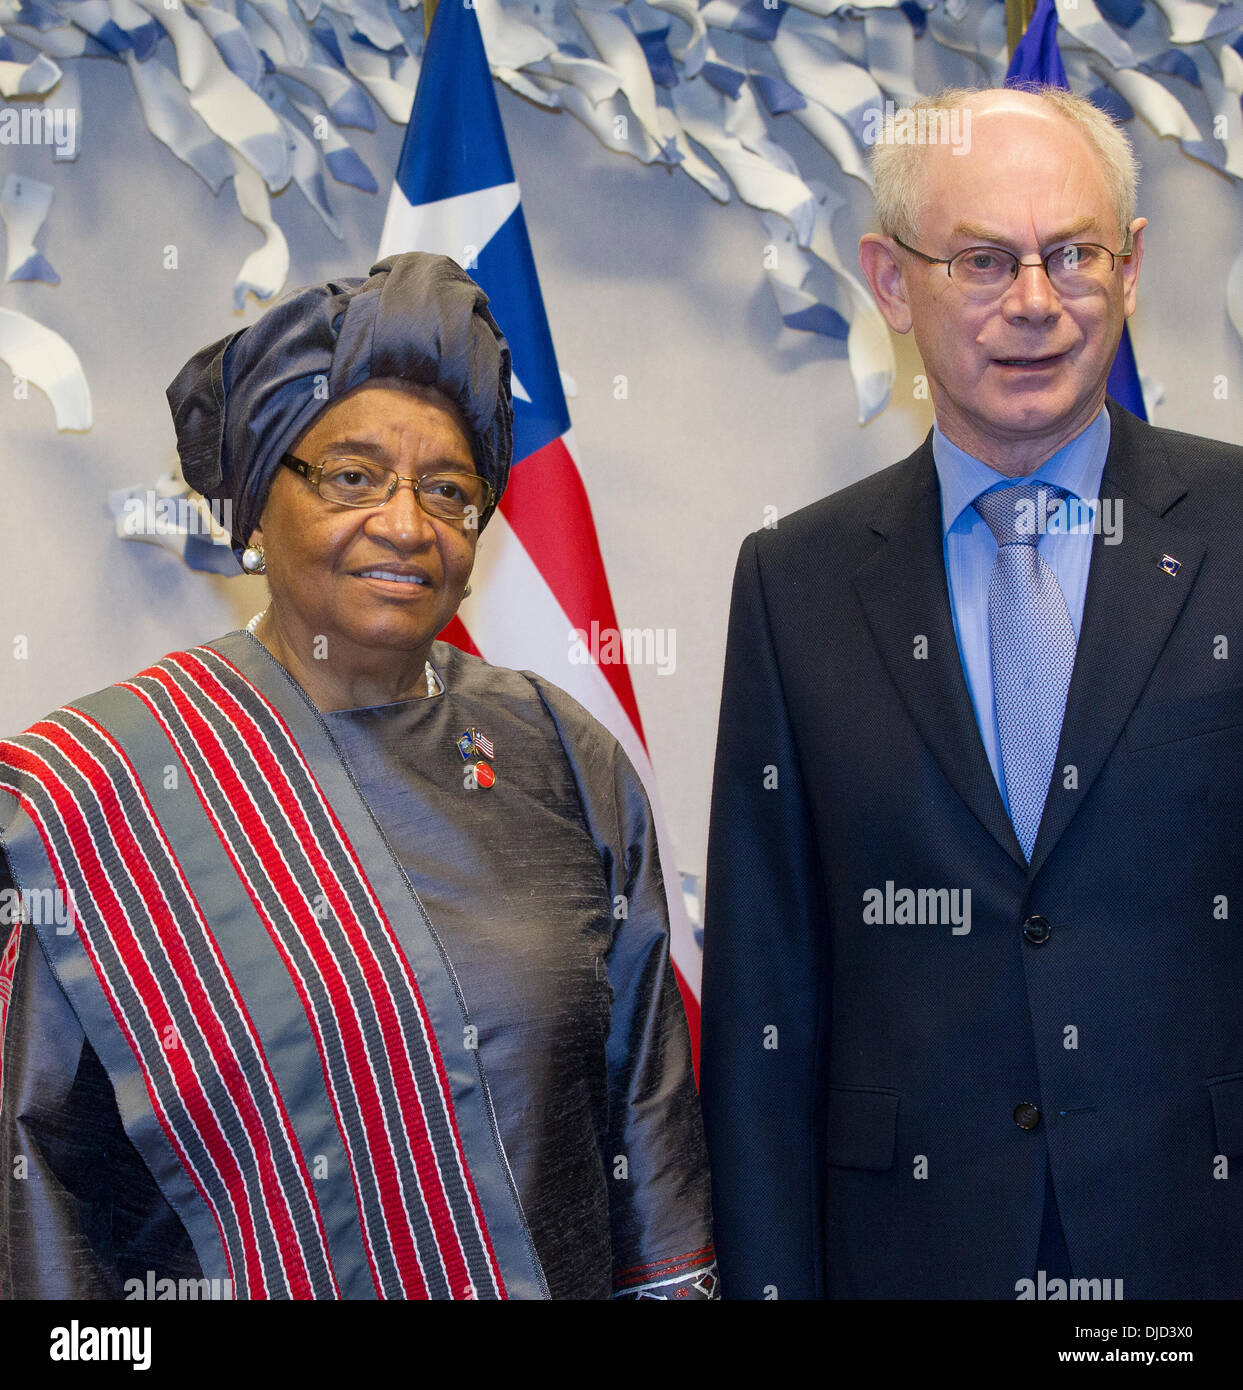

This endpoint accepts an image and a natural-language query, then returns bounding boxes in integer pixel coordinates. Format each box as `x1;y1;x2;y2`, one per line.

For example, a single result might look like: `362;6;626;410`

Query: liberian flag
378;0;702;1055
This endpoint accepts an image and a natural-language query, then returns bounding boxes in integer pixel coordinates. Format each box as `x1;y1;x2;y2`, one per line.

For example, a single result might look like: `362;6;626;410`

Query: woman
0;254;715;1300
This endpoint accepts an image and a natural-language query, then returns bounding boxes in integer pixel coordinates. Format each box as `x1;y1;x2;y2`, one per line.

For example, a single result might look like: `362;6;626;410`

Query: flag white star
378;180;520;276
380;179;532;403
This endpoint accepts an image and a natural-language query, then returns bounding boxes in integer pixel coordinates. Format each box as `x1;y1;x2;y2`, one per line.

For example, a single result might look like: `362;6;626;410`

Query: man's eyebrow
949;218;1102;247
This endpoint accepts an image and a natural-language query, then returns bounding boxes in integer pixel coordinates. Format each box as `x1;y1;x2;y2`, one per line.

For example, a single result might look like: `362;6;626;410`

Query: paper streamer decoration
227;148;290;310
4;0;1243;440
1;173;58;282
0;305;91;429
107;472;238;576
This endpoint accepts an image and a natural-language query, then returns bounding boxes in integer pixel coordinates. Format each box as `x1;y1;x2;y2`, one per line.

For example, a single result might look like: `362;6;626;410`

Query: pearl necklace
245;611;442;699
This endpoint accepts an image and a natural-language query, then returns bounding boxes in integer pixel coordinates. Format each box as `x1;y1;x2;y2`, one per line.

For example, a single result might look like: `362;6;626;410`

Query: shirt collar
932;406;1111;537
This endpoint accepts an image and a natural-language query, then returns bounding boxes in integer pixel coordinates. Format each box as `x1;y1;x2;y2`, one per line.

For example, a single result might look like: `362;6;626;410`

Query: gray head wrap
166;253;512;560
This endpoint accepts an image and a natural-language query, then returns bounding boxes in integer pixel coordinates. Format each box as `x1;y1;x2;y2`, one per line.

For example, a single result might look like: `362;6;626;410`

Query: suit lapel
852;404;1207;877
853;438;1026;868
1027;401;1206;877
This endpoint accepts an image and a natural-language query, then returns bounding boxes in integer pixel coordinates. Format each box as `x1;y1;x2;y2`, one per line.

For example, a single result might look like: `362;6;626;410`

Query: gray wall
2;54;1242;877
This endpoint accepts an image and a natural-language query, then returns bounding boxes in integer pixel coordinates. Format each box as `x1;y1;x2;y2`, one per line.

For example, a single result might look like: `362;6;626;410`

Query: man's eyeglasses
281;454;494;522
892;232;1134;303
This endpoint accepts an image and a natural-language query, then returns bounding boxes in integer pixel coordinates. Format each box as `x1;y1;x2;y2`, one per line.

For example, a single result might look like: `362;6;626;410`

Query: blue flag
1006;0;1068;86
1005;0;1146;418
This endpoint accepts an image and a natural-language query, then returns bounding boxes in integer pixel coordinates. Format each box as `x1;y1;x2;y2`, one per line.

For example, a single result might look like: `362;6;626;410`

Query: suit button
1022;915;1052;945
1014;1102;1041;1131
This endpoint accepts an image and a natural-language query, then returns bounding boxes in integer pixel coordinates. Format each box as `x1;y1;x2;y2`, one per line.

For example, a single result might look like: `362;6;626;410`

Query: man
701;85;1243;1299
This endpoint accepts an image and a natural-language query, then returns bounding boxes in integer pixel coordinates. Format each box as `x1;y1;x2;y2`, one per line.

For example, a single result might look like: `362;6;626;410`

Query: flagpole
424;0;438;38
1006;0;1036;58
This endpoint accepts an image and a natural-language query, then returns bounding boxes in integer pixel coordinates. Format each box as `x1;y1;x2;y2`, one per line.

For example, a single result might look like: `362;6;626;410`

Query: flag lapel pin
455;727;495;761
1159;554;1181;577
456;728;497;788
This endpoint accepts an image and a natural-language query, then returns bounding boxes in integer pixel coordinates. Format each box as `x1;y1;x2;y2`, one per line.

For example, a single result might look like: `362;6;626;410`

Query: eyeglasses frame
280;452;495;522
891;230;1136;297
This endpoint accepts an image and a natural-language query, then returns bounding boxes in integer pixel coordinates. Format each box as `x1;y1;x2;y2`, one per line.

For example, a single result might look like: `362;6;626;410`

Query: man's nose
1000;261;1061;320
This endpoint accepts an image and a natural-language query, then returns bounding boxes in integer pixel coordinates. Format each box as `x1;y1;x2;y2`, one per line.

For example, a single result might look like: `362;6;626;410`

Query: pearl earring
241;545;266;574
463;582;473;598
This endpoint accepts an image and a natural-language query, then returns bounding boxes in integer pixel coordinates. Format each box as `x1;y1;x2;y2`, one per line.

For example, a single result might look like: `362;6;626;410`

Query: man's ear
859;234;913;334
1121;217;1146;319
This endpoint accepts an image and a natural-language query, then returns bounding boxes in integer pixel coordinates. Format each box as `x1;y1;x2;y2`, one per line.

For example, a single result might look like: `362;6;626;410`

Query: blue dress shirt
932;407;1111;809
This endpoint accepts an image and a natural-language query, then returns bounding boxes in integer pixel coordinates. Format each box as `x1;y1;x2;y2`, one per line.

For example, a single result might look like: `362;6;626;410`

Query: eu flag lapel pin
1159;554;1181;577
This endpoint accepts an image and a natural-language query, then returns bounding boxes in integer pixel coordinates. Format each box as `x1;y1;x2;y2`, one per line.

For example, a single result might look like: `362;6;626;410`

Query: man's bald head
857;84;1146;473
869;87;1138;248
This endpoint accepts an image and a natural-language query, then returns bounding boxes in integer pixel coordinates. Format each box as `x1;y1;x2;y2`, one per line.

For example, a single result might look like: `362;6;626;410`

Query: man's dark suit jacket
701;399;1243;1299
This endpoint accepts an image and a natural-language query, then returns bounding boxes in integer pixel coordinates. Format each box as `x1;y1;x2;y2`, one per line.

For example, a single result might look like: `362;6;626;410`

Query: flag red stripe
672;960;701;1083
436;614;482;657
500;437;647;747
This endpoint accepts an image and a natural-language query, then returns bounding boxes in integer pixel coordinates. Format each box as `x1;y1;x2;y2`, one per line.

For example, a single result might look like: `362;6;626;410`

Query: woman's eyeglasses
281;454;494;523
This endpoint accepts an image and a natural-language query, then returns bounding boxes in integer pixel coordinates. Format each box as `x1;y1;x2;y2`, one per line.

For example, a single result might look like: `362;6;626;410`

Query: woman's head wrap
166;253;512;560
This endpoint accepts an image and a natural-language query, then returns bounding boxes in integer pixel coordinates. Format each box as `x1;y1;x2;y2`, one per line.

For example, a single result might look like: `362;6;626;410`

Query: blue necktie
973;483;1078;861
